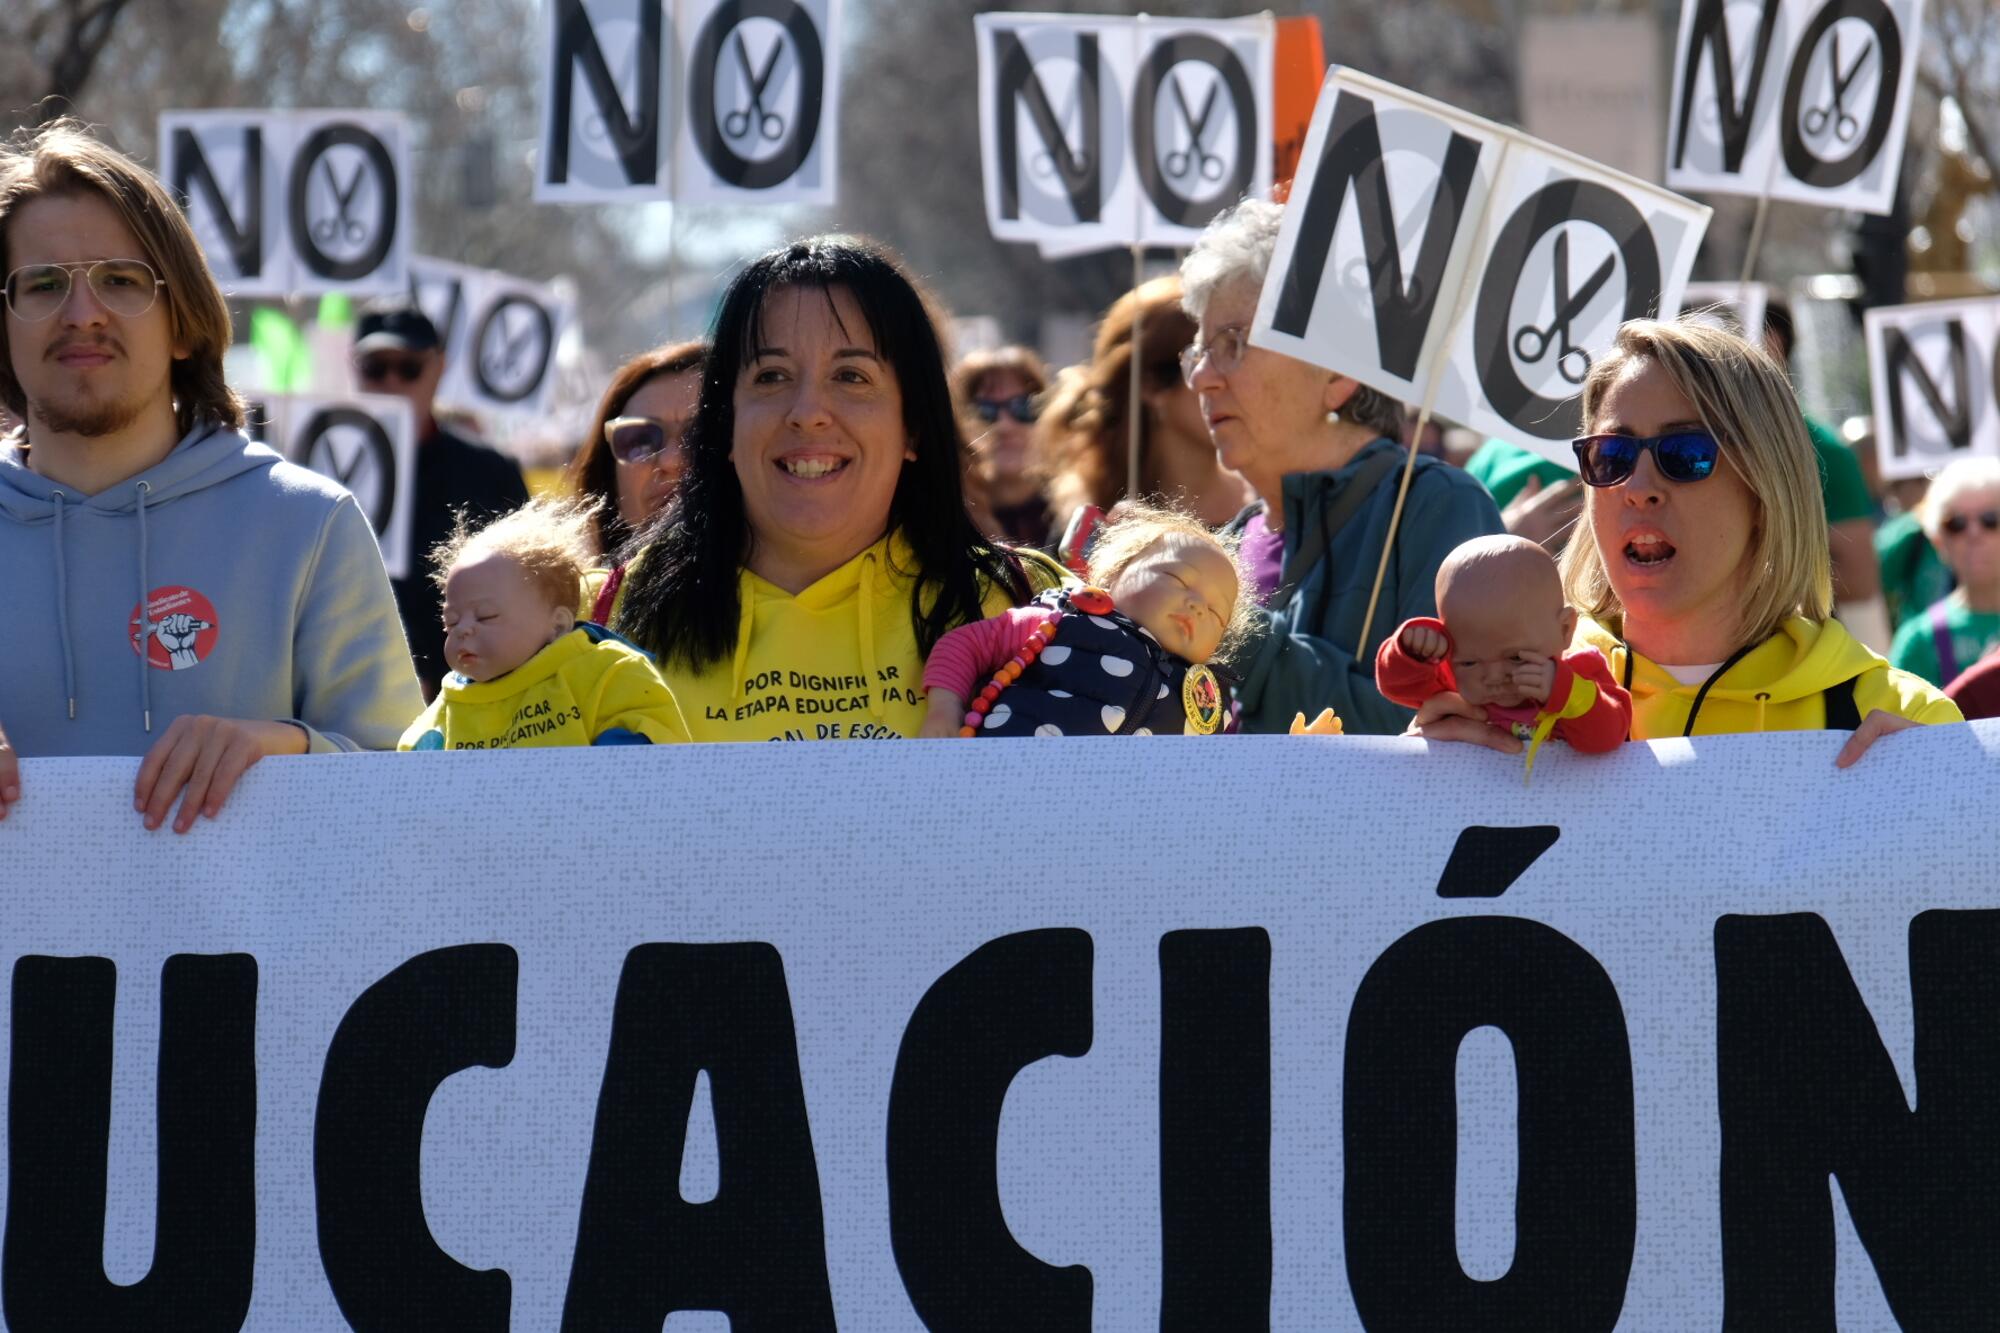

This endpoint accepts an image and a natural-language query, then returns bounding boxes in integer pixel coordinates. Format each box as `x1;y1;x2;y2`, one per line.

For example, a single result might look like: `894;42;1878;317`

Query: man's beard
30;381;153;438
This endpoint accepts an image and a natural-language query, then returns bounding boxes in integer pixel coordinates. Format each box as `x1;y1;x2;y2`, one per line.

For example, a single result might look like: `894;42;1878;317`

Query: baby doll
400;498;689;750
1375;533;1629;771
921;503;1249;737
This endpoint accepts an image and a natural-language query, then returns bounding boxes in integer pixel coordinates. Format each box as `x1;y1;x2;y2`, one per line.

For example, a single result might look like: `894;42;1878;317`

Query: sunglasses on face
1571;431;1722;487
1942;510;2000;537
4;258;165;321
356;356;428;384
605;415;686;465
972;394;1037;425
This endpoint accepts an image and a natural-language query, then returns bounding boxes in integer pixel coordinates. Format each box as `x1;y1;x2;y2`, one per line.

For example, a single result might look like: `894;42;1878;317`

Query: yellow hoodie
399;624;689;750
594;531;1061;742
1573;614;1962;739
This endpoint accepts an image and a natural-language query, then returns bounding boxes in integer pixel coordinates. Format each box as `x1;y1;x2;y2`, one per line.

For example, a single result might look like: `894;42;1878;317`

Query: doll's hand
919;691;968;739
1289;708;1344;736
1400;623;1449;661
1511;656;1555;703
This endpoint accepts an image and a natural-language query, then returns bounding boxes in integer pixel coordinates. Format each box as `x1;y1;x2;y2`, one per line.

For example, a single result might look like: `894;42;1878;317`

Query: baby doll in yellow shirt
400;499;688;750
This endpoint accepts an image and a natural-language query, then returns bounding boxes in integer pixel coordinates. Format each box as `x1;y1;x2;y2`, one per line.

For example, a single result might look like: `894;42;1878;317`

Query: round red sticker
129;586;220;671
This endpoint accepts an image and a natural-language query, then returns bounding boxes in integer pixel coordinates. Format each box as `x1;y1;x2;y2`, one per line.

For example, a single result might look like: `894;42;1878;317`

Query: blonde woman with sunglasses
1411;319;1957;765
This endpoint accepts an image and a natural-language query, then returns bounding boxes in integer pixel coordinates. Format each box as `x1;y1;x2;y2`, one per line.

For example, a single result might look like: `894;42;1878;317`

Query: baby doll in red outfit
1376;533;1630;770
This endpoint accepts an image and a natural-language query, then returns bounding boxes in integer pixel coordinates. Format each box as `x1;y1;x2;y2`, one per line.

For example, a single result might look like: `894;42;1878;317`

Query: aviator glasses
4;258;165;322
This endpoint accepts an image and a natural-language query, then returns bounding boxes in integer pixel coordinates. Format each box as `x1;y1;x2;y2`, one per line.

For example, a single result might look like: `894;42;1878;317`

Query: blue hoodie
0;422;422;757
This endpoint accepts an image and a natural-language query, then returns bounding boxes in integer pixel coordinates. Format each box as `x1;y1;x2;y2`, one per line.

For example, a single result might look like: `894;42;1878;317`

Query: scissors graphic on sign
310;159;367;246
1164;77;1224;183
724;32;785;142
1511;232;1616;387
1803;33;1870;144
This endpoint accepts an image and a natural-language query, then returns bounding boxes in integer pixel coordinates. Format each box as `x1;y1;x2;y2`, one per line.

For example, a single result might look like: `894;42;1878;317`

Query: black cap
353;297;441;356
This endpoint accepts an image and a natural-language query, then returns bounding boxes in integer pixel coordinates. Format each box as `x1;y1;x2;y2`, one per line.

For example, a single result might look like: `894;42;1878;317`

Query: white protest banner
978;13;1274;254
249;394;417;578
1864;296;2000;481
409;258;573;417
1254;70;1710;469
1678;279;1776;337
159;111;412;298
5;727;1998;1326
1664;0;1926;216
538;0;841;204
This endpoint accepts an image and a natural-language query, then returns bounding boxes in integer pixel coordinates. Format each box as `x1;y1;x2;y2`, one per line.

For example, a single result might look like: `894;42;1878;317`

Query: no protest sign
1864;296;2000;481
408;258;573;418
538;0;842;205
246;394;417;580
5;727;1999;1326
975;12;1275;253
1253;70;1710;470
158;110;413;298
1665;0;1926;215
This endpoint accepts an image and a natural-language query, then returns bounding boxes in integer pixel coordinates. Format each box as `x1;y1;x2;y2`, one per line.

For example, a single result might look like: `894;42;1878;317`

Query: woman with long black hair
610;235;1055;740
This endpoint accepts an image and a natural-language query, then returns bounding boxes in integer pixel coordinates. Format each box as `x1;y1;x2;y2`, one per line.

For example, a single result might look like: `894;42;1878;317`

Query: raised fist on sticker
155;613;214;670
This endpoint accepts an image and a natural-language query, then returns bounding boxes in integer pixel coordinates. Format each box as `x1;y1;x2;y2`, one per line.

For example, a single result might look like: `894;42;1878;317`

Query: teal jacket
1231;438;1505;735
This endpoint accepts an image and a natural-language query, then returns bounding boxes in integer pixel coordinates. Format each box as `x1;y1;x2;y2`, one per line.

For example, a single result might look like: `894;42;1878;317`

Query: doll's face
1440;580;1575;709
1103;534;1239;664
441;551;572;682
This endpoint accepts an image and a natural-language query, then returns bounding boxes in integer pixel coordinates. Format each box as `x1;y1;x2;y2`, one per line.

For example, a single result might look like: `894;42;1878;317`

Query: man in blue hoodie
0;120;421;831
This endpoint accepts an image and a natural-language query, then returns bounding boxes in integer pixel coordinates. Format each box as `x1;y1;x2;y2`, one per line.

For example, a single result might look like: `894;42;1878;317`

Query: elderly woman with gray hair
1180;199;1503;734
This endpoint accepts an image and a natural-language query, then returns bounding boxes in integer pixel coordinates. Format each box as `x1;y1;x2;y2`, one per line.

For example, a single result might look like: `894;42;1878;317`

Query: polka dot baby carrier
975;588;1229;737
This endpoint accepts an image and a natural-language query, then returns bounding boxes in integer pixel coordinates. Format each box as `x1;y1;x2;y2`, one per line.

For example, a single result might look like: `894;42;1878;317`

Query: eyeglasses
356;355;428;384
1571;431;1722;487
1941;509;2000;537
1180;325;1248;387
605;415;687;465
4;258;165;322
972;394;1037;425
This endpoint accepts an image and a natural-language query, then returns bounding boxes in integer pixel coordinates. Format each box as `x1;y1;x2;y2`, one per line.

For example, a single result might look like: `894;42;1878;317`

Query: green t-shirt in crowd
1805;415;1873;525
1888;595;2000;686
1876;510;1954;631
1464;439;1572;508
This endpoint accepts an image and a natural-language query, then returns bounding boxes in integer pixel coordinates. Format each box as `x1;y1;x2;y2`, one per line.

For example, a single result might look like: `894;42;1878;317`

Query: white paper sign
537;0;841;205
158;110;413;298
1678;279;1776;338
977;13;1274;254
408;258;573;417
1254;70;1710;470
249;395;417;578
1664;0;1926;216
1864;296;2000;480
3;727;1998;1326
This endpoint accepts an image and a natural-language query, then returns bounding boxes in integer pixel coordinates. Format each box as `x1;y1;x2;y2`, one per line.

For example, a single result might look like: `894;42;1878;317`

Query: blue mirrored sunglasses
1571;431;1721;487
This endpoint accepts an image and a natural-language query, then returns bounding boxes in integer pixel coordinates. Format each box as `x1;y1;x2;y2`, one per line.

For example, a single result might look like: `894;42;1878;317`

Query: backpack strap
1930;601;1962;685
590;563;626;626
1268;447;1402;613
1822;675;1862;731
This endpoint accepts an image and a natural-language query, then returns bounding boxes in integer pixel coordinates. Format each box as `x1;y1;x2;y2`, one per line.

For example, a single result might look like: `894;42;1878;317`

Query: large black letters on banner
296;406;398;533
315;944;517;1329
1779;0;1902;188
1160;929;1271;1330
1671;0;1784;174
170;126;263;280
1472;182;1662;441
4;954;256;1329
889;928;1094;1329
1268;91;1483;380
994;29;1103;224
1345;917;1636;1328
471;295;557;404
688;0;826;190
1715;912;2000;1327
563;943;834;1328
288;123;398;282
1883;322;1973;458
1131;35;1256;230
548;0;663;187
